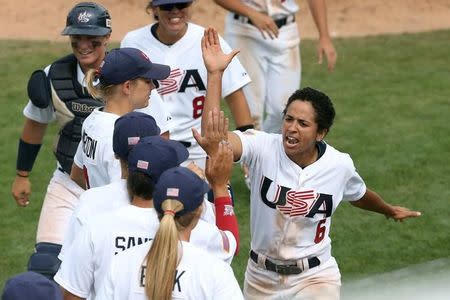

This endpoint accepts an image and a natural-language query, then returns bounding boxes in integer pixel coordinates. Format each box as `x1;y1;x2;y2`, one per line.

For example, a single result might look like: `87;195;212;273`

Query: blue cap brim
141;63;171;81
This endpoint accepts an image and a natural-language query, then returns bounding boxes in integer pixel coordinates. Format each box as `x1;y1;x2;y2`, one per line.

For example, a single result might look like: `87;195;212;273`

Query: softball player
120;0;254;169
96;164;242;300
56;137;239;299
214;0;337;133
10;2;112;278
58;111;161;261
70;47;171;189
196;28;421;299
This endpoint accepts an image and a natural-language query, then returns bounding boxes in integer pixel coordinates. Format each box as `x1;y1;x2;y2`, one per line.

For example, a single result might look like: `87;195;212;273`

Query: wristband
16;139;42;172
236;124;254;132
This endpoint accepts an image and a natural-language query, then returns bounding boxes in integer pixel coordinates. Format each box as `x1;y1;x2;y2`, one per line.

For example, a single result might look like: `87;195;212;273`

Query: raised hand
193;109;229;156
205;140;234;192
201;27;240;74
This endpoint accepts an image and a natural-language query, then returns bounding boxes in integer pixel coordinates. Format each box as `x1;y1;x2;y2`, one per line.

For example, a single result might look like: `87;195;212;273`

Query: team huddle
7;1;421;300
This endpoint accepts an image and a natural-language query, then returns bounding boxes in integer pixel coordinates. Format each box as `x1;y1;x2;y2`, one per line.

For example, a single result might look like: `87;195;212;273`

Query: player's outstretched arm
194;28;243;161
206;141;240;254
350;188;421;222
12;118;47;207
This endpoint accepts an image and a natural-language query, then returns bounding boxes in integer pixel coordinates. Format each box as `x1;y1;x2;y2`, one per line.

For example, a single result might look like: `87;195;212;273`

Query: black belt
233;13;296;29
250;250;320;275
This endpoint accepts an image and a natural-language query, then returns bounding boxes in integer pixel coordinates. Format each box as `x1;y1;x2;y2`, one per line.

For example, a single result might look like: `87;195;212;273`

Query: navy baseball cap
153;167;210;216
98;48;170;85
127;136;189;183
2;271;63;300
113;112;161;161
152;0;193;6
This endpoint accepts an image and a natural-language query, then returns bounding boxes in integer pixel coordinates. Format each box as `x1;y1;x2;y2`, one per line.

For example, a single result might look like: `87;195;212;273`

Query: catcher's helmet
61;2;111;36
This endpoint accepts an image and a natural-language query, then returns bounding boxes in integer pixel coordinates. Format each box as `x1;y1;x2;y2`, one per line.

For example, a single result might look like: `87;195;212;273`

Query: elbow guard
27;70;51;108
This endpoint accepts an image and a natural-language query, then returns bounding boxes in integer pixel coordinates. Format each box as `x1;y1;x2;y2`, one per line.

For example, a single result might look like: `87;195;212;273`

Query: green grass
1;30;450;289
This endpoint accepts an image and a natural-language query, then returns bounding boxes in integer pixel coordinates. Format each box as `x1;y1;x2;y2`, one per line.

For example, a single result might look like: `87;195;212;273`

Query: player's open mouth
286;136;299;145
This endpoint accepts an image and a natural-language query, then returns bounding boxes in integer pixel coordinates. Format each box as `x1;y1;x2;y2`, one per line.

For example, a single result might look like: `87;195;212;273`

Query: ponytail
145;199;183;300
145;200;202;300
84;68;118;101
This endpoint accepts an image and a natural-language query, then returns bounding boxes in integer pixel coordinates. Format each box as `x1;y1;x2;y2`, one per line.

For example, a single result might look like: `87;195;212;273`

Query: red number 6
314;219;326;243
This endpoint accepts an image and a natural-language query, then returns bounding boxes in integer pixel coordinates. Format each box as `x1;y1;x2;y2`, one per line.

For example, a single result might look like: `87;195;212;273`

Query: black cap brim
61;26;111;36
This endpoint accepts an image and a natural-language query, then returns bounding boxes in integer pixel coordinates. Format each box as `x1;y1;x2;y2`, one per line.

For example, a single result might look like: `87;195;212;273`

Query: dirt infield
2;0;450;41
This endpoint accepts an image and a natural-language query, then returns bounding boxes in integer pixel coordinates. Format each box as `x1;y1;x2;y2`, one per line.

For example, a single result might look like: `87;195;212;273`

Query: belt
250;250;320;275
233;13;296;29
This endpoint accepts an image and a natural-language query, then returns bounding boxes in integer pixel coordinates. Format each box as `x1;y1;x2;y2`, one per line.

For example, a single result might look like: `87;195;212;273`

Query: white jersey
59;179;129;261
73;108;120;188
55;206;236;299
59;180;220;261
96;241;243;300
236;130;366;261
54;205;159;299
121;23;251;163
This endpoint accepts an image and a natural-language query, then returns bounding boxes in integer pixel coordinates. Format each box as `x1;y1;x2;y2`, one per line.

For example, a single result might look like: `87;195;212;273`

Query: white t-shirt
236;130;367;261
59;179;129;261
96;241;243;300
121;22;251;163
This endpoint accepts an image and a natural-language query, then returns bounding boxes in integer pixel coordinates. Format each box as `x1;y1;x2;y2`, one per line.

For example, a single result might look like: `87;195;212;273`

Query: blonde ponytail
145;200;202;300
145;199;183;300
84;68;118;101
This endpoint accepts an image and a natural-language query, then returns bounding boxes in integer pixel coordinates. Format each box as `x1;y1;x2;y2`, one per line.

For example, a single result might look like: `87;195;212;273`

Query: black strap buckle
274;264;302;275
250;250;320;275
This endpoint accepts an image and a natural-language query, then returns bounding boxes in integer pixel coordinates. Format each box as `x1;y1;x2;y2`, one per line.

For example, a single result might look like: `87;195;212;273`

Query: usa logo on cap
77;11;91;23
137;160;149;170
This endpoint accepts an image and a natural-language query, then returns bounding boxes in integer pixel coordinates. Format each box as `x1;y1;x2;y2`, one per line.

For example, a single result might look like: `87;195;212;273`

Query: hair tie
164;209;176;216
94;68;101;80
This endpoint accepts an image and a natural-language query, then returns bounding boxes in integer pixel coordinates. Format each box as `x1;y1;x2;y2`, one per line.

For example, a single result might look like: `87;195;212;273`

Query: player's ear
316;128;328;141
122;80;132;95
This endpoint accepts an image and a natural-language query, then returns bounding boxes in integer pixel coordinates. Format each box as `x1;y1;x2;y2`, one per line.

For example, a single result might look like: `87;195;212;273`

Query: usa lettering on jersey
158;68;206;96
260;175;333;218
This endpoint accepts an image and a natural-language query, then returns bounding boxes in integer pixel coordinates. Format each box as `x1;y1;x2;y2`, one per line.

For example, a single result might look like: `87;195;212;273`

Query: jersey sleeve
95;256;116;299
54;225;95;298
219;35;251;97
58;191;89;261
342;157;367;201
234;129;268;167
23;65;56;123
135;89;174;134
